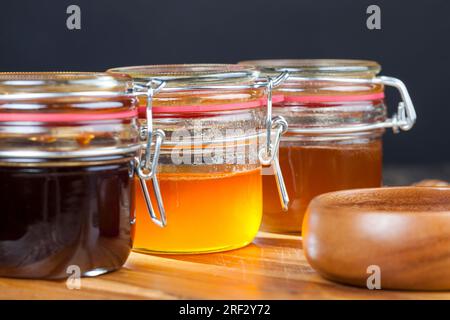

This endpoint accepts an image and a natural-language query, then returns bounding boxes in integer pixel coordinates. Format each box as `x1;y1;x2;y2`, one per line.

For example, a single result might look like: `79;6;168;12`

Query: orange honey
133;167;262;253
262;140;382;234
239;59;417;235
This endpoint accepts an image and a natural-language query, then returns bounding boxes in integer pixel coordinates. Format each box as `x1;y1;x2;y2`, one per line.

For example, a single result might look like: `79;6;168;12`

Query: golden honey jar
108;64;289;254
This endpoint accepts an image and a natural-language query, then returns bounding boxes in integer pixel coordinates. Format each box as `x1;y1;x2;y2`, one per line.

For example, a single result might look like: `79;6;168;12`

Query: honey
0;160;133;279
108;64;289;254
240;59;416;234
262;141;382;234
0;72;141;279
133;167;262;253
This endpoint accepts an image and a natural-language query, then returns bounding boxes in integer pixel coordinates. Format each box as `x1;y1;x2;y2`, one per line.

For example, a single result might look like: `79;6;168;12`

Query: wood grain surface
1;232;450;300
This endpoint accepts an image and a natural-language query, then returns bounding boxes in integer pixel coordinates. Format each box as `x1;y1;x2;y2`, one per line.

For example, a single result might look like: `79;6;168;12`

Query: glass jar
0;72;152;279
239;59;417;234
108;64;289;253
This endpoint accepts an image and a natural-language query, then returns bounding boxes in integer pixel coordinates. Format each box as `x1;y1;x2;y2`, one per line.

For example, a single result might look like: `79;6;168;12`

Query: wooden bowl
302;187;450;290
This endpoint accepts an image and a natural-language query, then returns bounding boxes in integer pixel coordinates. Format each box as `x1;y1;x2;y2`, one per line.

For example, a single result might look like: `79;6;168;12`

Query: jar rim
239;59;381;77
108;64;260;88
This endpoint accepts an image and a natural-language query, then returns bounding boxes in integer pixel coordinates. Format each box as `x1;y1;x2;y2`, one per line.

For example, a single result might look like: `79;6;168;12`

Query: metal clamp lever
258;72;290;211
374;76;416;133
133;79;167;227
284;75;417;135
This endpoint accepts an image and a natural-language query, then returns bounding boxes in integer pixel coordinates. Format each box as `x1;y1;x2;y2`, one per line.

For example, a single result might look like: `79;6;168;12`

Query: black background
0;0;449;165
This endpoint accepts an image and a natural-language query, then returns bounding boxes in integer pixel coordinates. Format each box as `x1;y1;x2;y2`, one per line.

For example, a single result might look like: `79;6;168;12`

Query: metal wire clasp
258;72;290;211
133;79;167;227
375;76;417;133
284;75;417;135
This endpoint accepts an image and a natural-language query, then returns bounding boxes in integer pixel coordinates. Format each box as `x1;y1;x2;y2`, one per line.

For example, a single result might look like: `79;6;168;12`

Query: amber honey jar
240;60;417;234
0;72;159;279
108;64;289;253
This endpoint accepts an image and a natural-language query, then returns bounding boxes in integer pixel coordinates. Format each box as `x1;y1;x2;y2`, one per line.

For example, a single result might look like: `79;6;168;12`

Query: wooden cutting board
0;232;449;300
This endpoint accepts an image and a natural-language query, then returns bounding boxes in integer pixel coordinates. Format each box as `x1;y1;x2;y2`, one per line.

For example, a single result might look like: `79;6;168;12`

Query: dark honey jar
240;60;417;234
0;72;156;279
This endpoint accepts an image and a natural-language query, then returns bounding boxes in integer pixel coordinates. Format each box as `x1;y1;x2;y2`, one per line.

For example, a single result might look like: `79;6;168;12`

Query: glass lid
108;64;260;89
0;72;139;162
0;72;132;100
239;59;381;78
0;72;136;120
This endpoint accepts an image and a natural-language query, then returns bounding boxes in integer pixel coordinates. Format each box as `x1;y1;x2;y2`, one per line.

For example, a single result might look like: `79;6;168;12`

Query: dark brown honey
0;159;134;279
